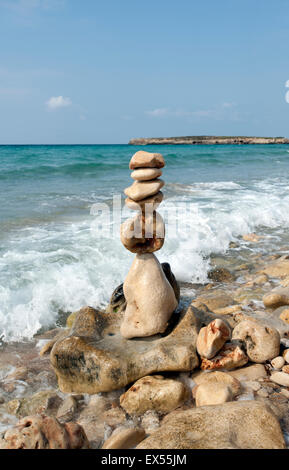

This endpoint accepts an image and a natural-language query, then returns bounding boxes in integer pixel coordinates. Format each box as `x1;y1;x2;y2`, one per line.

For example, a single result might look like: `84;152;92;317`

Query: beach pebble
243;233;261;242
282;365;289;374
0;415;89;449
270;371;289;387
124;179;164;202
200;343;248;371
283;349;289;363
131;168;162;181
120;253;178;338
120;375;188;416
120;212;164;254
263;287;289;309
232;319;280;363
102;427;146;449
196;319;231;359
195;382;233;407
228;364;267;381
207;267;235;282
129;151;165;170
279;308;289;324
271;356;285;370
191;371;241;396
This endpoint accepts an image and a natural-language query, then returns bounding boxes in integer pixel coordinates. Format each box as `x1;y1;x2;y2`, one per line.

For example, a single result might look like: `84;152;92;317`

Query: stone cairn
120;150;178;338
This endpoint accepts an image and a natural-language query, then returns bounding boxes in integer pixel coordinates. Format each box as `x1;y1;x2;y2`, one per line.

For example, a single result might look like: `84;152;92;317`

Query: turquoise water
1;144;289;342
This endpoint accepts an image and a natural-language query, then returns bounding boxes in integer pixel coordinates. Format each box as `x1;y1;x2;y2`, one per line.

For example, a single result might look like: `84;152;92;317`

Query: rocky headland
129;136;289;145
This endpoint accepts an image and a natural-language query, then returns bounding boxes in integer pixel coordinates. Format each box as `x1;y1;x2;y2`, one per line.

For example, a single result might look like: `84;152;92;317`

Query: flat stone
124;179;164;202
282;365;289;374
125;191;163;212
131;168;162;181
136;401;285;449
120;376;188;416
102;427;146;449
50;305;199;394
200;342;248;371
129;151;165;170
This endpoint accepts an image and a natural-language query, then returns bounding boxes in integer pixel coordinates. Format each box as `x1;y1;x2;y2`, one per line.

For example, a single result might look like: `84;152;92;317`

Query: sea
1;144;289;343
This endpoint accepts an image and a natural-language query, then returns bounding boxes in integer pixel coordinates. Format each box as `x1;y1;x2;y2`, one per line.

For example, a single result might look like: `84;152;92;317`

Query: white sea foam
1;177;289;342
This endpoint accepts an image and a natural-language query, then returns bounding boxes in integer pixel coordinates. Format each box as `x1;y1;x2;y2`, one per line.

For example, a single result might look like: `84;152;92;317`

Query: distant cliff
129;136;289;145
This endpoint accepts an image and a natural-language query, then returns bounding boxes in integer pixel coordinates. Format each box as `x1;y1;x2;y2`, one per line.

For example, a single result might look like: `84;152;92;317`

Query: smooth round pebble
271;356;285;369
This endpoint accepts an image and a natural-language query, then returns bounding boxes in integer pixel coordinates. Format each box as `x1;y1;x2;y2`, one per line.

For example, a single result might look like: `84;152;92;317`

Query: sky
0;0;289;144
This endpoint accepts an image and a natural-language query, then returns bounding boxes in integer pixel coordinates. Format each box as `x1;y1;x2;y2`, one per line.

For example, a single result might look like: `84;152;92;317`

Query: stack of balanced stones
120;150;178;339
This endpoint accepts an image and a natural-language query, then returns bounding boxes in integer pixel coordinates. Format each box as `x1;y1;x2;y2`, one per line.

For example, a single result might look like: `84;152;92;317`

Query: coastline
129;136;289;145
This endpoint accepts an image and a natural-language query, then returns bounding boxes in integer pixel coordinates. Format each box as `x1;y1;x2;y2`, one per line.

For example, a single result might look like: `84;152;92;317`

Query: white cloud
146;107;212;118
222;101;236;108
146;108;170;117
46;95;72;110
286;80;289;88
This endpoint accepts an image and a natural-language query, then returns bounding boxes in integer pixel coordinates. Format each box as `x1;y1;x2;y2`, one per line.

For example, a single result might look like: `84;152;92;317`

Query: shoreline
0;232;289;448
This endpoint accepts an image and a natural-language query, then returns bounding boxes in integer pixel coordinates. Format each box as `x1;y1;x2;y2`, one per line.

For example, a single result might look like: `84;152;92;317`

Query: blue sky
0;0;289;144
